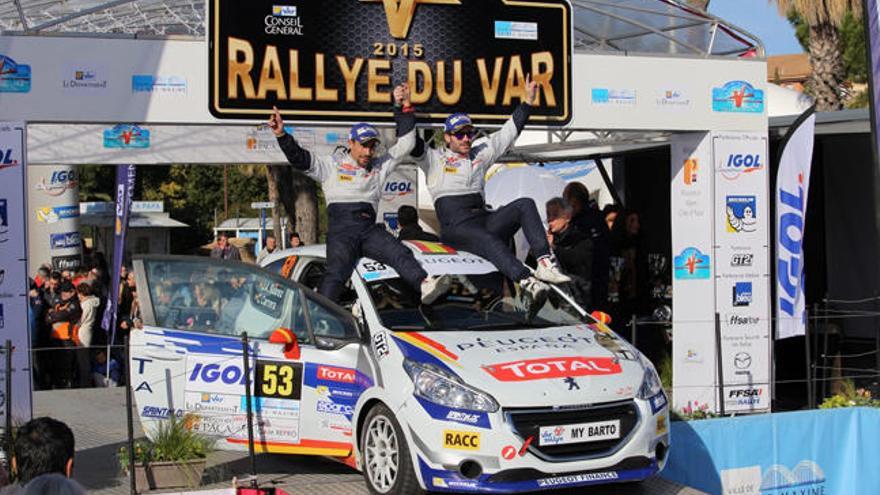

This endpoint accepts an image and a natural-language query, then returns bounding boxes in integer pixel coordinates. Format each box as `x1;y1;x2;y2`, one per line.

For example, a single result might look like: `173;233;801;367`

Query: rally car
130;241;669;494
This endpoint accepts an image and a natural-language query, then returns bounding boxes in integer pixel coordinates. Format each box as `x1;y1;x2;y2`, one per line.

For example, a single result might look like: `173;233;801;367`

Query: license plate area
538;419;621;446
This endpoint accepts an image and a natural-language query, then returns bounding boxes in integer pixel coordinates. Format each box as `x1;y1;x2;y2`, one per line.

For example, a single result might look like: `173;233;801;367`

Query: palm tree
773;0;861;110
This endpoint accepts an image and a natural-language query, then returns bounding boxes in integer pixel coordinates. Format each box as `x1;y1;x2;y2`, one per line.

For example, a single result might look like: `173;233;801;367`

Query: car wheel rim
364;415;399;493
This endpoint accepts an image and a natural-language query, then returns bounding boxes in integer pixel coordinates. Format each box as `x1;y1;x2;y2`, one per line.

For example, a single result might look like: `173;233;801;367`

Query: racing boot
534;255;571;284
521;276;549;310
421;275;452;305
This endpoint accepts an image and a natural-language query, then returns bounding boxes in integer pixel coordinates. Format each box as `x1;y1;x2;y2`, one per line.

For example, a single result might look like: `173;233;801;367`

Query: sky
709;0;804;55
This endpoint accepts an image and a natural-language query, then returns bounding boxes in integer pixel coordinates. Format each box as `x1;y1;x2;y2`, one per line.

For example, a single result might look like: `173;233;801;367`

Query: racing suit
412;103;549;281
276;109;427;301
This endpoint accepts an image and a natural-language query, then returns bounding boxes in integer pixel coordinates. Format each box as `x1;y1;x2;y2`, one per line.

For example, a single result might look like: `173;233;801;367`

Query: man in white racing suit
269;84;448;303
410;76;570;297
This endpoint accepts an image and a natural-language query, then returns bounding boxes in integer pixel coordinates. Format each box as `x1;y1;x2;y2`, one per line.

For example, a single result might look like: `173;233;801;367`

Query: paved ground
34;388;707;495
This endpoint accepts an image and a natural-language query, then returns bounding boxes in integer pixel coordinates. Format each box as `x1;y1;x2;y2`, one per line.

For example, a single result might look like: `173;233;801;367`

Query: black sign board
209;0;571;125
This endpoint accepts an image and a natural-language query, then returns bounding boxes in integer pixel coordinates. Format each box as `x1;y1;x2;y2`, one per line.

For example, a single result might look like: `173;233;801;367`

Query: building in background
80;201;188;259
768;53;811;92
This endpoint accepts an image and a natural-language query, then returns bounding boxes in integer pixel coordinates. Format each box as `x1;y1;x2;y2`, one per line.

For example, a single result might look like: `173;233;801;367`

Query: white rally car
131;241;669;494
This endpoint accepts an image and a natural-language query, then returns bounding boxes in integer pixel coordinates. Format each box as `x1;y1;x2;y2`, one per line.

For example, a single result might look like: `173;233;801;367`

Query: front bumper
419;456;659;493
400;394;670;493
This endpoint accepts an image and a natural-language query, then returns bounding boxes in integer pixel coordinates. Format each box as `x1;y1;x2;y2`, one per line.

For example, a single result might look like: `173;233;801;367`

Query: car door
130;255;367;457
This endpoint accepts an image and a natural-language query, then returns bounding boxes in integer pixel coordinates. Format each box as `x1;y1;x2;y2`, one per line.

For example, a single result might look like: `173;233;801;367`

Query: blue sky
709;0;804;55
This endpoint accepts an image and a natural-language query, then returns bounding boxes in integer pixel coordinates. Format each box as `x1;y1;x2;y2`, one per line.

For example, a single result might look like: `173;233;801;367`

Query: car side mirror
591;311;612;324
269;327;300;360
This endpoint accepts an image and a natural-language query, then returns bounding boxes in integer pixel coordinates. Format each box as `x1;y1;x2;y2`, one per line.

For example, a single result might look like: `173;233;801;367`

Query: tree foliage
80;164;270;253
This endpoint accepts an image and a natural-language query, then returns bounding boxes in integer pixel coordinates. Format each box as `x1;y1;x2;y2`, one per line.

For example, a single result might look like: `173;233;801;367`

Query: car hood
389;324;645;408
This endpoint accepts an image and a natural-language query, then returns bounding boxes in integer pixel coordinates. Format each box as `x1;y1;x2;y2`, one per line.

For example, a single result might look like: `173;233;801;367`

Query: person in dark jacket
45;281;81;389
546;197;593;307
396;205;439;242
563;182;611;311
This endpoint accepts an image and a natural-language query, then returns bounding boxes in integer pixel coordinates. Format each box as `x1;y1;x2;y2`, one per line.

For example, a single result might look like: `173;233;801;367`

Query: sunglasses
450;129;476;140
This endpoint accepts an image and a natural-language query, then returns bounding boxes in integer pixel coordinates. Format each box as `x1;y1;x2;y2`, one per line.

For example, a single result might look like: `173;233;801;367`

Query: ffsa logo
361;0;462;39
0;148;18;171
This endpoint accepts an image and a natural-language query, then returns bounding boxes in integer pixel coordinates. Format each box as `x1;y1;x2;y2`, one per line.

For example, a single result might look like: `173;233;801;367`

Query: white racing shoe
534;256;572;284
520;276;549;309
421;275;451;305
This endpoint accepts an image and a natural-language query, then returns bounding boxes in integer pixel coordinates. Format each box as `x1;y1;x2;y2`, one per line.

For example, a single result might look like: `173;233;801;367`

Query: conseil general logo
360;0;462;39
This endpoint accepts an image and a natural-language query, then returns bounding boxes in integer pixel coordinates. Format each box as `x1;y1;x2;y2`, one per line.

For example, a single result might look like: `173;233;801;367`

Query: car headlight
403;360;499;412
636;354;663;400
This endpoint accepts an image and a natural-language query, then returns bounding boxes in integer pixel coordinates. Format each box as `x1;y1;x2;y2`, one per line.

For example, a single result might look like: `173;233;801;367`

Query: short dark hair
76;282;92;297
266;234;275;240
218;232;230;240
397;205;418;227
290;232;301;240
14;417;75;483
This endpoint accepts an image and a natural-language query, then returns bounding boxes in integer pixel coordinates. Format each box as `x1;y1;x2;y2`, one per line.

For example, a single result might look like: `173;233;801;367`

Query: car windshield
363;272;589;331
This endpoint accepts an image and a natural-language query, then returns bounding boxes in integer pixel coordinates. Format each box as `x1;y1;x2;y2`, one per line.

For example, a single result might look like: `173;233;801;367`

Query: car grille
504;400;640;462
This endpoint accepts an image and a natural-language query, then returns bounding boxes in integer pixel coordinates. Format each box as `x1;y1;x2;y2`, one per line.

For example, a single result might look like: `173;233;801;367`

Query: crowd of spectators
29;253;126;390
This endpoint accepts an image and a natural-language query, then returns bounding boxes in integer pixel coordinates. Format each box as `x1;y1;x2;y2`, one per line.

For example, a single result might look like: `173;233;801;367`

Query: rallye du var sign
209;0;572;124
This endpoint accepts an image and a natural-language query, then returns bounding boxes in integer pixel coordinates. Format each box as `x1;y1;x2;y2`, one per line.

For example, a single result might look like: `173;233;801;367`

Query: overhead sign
208;0;572;124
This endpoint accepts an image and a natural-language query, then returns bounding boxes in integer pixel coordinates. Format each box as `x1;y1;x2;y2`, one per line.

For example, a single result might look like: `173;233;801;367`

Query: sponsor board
61;66;108;92
36;206;79;224
482;356;621;382
0;55;32;93
51;255;81;271
103;125;151;149
720;153;764;180
731;252;754;267
209;0;571;124
592;88;636;105
494;21;538;40
132;75;187;95
656;89;690;108
726;195;758;233
712;81;764;113
442;430;480;451
733;282;753;307
673;247;710;280
50;232;81;250
35;169;77;197
724;385;770;410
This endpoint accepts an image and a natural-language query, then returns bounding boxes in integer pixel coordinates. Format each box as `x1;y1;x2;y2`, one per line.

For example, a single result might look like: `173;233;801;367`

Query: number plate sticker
254;361;303;400
538;419;621;446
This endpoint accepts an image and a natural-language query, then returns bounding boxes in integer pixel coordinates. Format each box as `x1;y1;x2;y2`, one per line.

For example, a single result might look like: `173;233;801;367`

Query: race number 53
255;361;303;400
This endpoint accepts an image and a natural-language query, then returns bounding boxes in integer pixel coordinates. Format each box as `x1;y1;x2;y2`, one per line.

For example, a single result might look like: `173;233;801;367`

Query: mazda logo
734;352;752;369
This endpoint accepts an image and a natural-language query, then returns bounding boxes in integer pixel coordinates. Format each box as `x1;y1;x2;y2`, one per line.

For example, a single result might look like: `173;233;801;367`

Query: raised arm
387;83;416;160
481;74;537;166
270;106;331;182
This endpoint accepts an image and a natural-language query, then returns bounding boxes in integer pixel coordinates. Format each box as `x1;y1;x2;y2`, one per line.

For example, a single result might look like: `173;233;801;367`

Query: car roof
260;241;499;277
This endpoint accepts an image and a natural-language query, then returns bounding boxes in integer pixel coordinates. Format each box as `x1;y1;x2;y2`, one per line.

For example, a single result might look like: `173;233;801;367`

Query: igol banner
208;0;572;125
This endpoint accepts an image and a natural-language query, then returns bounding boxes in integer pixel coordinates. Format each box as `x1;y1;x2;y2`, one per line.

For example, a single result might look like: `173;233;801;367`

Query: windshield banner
208;0;572;125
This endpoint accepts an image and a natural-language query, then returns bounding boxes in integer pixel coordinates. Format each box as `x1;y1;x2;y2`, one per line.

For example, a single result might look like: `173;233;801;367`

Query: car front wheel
361;403;425;495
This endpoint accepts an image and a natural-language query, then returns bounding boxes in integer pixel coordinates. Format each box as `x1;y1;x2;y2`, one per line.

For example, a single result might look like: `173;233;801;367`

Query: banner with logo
670;133;717;412
208;0;572;124
662;407;880;494
101;164;136;341
378;164;418;234
775;107;815;340
0;121;33;425
26;165;81;273
713;132;771;413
